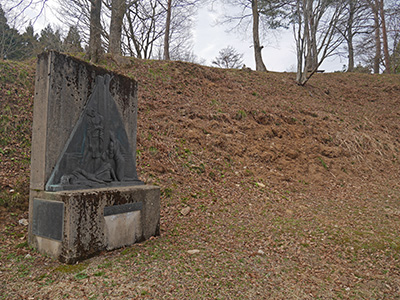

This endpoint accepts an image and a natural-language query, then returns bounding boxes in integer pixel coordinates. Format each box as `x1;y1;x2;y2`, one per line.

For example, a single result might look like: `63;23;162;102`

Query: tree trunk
251;0;267;72
303;0;313;73
372;0;381;74
109;0;126;54
310;12;318;72
89;0;103;62
347;0;355;72
379;0;390;73
296;0;310;85
295;0;303;83
163;0;172;60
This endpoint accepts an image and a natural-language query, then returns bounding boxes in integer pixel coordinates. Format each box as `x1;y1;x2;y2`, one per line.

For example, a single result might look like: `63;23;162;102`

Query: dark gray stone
104;202;143;216
30;51;140;191
46;74;143;191
29;186;160;264
28;51;160;264
32;199;64;241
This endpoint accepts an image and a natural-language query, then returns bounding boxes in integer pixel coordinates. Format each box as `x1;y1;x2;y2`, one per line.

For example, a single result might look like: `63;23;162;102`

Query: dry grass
1;56;400;299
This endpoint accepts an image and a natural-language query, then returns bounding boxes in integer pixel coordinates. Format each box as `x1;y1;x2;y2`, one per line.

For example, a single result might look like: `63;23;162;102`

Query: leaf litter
1;55;400;299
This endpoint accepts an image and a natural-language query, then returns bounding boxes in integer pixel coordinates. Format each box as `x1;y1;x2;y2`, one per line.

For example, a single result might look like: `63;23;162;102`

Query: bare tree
362;0;392;73
218;0;288;71
109;0;126;54
336;0;371;72
121;0;196;60
387;0;400;72
252;0;267;71
212;45;244;68
88;0;103;62
57;0;197;60
162;0;201;61
57;0;93;46
122;0;165;58
292;0;346;85
378;0;390;72
163;0;172;59
1;0;48;26
219;0;265;71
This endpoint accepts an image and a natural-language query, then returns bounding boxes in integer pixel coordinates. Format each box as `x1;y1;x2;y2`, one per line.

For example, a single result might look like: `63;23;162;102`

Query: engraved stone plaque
32;199;64;241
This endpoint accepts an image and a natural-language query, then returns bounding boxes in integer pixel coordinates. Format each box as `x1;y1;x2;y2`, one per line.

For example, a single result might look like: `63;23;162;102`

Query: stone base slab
28;185;160;264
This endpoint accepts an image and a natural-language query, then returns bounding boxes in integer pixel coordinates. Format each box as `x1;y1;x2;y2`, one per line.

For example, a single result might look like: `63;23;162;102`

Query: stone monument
28;51;160;263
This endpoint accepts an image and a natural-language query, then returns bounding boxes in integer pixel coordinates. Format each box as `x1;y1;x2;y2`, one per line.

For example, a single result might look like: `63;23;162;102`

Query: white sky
192;3;345;72
28;1;344;73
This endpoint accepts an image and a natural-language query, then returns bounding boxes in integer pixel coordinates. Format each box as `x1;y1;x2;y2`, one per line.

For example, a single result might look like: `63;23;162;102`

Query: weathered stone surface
28;51;161;263
29;185;160;263
104;211;141;250
32;198;64;241
30;51;140;191
46;74;142;191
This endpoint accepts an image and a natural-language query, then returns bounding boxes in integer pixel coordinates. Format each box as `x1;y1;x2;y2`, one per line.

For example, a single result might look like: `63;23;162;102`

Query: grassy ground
1;55;400;299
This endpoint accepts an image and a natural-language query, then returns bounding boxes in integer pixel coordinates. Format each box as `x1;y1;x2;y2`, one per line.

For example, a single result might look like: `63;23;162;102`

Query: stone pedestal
28;185;160;264
28;51;160;263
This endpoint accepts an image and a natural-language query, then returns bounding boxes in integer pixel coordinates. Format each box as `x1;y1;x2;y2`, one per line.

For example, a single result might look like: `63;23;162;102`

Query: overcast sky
192;3;345;72
29;1;344;73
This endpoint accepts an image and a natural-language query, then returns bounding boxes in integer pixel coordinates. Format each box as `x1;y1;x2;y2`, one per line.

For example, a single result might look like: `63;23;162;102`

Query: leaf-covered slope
1;55;400;299
103;56;400;191
0;60;35;207
1;55;400;206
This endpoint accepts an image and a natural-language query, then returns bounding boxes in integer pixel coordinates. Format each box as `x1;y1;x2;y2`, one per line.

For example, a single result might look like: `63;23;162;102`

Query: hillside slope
1;56;400;298
119;56;400;191
2;56;400;203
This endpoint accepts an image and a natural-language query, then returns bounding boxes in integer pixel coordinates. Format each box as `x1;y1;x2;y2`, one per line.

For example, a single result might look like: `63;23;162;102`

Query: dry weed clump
335;127;397;163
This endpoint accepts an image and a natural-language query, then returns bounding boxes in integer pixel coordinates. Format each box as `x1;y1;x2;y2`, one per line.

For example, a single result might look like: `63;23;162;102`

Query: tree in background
163;0;173;60
291;0;346;85
350;0;399;74
212;45;244;68
392;43;400;73
109;0;126;54
21;24;39;57
218;0;287;72
57;0;92;45
387;0;400;72
252;0;267;71
4;0;400;78
162;0;201;61
123;0;165;59
0;4;73;60
38;24;63;52
57;0;198;61
1;0;48;28
88;0;103;62
121;0;198;60
64;26;84;53
377;0;390;73
336;0;371;72
219;0;269;71
0;4;38;60
57;0;104;60
0;4;19;59
165;0;200;62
